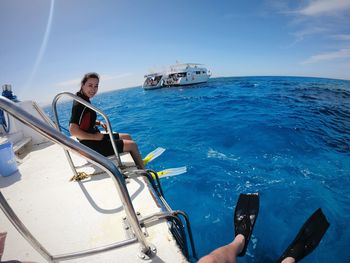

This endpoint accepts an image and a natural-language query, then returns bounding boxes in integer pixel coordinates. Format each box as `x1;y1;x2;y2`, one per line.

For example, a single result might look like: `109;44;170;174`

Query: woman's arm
69;123;104;141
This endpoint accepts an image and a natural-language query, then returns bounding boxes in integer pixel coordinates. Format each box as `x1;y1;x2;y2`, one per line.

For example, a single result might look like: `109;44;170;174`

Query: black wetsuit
69;91;124;156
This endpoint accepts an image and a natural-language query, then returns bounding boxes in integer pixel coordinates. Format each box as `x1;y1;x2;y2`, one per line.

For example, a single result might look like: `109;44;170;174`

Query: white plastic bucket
0;141;18;177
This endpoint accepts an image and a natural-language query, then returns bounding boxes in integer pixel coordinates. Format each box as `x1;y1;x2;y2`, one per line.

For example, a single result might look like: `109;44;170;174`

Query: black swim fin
276;208;330;263
234;193;260;257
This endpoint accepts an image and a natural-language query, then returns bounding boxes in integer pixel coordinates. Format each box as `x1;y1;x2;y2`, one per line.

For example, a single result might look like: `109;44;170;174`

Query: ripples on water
49;76;350;262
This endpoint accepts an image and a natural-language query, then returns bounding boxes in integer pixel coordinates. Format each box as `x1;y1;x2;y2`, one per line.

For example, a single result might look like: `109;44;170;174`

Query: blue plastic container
0;141;18;177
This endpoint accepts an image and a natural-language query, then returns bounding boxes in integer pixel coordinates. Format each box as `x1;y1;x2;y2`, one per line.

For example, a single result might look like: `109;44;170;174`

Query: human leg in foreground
199;193;260;263
277;208;330;263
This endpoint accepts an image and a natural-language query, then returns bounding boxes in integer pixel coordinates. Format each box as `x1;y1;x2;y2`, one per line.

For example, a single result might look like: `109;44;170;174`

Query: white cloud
276;0;350;47
332;34;350;41
298;0;350;16
291;26;328;43
54;73;133;87
101;73;133;81
55;78;80;87
302;48;350;64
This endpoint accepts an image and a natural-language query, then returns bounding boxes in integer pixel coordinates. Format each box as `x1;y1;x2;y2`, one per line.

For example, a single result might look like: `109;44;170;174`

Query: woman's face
81;77;99;98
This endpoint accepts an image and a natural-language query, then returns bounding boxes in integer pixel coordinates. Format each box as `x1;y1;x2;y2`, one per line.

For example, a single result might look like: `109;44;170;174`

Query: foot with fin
234;193;260;257
276;208;330;263
143;147;165;165
156;166;187;178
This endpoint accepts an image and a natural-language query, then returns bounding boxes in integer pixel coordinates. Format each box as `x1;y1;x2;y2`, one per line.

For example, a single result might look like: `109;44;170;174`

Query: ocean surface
50;76;350;262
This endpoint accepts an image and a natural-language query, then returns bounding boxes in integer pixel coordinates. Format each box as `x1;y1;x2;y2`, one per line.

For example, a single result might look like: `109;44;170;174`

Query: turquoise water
51;76;350;262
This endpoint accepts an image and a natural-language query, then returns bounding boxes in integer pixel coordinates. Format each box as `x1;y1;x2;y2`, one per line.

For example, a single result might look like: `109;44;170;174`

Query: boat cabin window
145;75;162;86
177;72;186;77
196;71;201;74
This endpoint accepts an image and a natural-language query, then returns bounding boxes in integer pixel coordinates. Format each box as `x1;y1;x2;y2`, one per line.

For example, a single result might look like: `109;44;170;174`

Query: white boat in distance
143;63;211;90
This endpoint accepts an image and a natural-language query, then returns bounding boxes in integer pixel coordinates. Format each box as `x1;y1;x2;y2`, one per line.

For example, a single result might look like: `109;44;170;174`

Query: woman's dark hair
80;72;100;88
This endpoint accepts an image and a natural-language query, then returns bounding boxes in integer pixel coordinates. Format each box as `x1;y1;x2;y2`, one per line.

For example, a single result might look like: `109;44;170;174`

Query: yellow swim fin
153;166;187;179
143;147;166;165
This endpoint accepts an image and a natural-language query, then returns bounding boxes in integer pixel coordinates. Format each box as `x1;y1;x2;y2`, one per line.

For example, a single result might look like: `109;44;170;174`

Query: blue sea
50;76;350;262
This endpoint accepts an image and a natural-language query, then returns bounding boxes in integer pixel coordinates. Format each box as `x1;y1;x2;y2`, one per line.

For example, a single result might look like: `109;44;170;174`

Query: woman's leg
119;133;132;140
122;140;144;169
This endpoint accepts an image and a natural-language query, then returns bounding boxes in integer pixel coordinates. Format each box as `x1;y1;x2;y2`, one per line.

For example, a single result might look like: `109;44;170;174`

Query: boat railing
0;96;152;261
51;92;122;178
32;101;56;128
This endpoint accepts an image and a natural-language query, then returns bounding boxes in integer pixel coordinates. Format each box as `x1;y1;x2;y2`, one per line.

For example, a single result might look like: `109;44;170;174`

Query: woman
69;72;144;169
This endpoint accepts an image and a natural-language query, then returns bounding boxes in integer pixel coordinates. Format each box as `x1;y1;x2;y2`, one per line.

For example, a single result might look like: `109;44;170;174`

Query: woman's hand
96;120;108;131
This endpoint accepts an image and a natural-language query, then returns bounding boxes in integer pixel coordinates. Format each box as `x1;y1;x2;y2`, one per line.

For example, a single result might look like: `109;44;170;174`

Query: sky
1;0;350;103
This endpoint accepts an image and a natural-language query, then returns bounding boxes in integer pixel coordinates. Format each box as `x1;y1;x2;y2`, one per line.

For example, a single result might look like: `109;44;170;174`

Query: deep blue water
50;76;350;262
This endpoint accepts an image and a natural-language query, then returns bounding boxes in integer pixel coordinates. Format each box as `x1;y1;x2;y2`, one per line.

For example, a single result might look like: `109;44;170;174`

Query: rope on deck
69;171;105;181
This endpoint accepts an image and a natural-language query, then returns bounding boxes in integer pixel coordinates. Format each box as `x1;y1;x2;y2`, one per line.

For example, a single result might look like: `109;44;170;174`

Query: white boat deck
0;141;187;262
